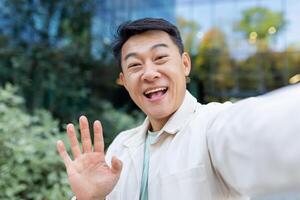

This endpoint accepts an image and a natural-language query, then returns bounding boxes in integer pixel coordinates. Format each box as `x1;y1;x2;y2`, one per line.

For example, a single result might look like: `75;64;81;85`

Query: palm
57;116;122;200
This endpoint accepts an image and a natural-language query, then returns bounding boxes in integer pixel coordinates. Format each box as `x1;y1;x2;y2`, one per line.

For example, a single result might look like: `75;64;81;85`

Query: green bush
0;83;144;199
0;84;72;199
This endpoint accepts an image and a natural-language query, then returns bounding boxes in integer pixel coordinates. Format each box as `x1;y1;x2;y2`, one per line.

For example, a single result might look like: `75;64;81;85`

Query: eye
128;63;141;68
155;55;168;60
155;55;168;64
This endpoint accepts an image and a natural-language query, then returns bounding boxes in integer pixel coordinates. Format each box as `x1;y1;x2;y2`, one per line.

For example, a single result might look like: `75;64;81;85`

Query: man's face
119;30;191;126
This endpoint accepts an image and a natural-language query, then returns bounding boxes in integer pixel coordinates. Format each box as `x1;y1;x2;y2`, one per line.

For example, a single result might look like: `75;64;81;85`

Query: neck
148;116;170;132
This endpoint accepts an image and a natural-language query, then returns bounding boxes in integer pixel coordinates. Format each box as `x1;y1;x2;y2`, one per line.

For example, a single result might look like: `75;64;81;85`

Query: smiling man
57;18;300;200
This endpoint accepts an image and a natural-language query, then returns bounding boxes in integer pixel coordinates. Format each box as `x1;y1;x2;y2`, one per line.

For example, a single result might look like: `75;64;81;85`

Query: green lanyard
139;131;158;200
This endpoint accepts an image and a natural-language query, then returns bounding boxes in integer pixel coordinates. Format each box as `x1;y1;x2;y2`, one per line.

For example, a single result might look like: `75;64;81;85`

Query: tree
177;17;201;55
176;17;205;100
0;0;135;127
235;7;286;92
235;7;286;51
194;28;234;101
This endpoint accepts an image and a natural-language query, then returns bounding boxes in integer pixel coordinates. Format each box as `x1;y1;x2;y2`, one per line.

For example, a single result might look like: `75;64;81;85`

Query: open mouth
144;87;168;100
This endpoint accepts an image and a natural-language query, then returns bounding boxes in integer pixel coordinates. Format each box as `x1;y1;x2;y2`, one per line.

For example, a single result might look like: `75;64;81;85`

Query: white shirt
105;84;300;200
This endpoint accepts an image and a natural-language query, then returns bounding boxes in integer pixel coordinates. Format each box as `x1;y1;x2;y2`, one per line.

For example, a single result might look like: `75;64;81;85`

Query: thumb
111;156;123;175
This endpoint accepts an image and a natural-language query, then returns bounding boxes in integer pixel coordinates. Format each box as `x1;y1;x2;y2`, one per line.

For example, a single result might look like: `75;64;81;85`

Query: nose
141;63;161;82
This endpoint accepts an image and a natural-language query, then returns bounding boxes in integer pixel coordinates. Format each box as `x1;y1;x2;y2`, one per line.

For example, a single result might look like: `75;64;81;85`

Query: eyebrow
151;43;169;50
124;43;169;61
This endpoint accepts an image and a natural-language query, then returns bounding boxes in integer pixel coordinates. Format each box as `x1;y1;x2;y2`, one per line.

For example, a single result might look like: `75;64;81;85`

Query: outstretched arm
208;84;300;197
57;116;122;200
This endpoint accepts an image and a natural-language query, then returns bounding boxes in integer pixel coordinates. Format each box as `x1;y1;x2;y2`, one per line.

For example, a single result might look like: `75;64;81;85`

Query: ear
117;72;125;87
182;52;191;76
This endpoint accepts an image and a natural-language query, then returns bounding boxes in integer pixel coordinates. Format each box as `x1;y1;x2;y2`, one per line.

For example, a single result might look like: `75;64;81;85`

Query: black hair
112;18;184;69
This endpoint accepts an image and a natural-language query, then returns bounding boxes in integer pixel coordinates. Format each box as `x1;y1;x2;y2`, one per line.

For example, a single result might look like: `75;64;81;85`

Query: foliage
0;83;72;199
0;1;296;112
194;28;235;100
0;43;122;124
188;6;297;101
233;7;297;93
0;0;129;125
177;17;201;55
237;51;300;92
235;7;286;51
0;2;143;196
0;84;143;199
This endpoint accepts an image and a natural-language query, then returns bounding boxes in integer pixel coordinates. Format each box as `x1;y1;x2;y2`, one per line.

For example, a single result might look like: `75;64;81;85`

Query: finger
67;123;81;159
93;120;104;153
79;115;92;153
56;140;76;176
111;156;123;175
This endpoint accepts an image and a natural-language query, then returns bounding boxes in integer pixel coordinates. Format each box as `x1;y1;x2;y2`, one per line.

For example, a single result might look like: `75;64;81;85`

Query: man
57;18;300;200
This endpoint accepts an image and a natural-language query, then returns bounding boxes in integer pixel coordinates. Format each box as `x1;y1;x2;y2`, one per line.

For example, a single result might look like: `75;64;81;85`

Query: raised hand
57;116;122;200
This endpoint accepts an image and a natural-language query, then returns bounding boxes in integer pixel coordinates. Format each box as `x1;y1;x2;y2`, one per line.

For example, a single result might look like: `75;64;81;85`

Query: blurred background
0;0;299;199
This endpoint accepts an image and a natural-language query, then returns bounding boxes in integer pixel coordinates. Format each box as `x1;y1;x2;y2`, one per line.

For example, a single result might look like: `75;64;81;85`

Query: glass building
93;0;176;48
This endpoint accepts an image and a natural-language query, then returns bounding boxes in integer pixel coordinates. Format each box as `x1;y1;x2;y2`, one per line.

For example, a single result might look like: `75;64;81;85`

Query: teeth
145;87;167;95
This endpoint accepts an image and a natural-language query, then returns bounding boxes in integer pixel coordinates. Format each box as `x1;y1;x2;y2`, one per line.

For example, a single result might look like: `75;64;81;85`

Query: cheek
168;68;186;83
124;76;140;95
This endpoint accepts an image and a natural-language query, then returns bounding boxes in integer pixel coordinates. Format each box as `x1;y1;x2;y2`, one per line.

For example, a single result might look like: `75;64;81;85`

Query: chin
147;108;173;120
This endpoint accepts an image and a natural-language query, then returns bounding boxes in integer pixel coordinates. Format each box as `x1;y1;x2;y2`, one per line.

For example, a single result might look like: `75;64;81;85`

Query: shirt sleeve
207;83;300;197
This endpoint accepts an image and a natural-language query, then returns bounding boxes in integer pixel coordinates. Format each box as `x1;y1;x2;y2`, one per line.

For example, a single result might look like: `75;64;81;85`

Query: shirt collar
161;90;198;134
123;90;198;148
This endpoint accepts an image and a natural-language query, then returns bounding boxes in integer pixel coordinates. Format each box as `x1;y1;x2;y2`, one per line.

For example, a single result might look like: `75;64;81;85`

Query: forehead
121;30;177;59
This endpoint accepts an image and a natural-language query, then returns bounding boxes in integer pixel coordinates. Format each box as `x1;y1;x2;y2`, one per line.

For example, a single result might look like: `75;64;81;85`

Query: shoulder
205;101;233;110
187;101;234;133
105;121;146;161
196;101;233;119
108;124;142;149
